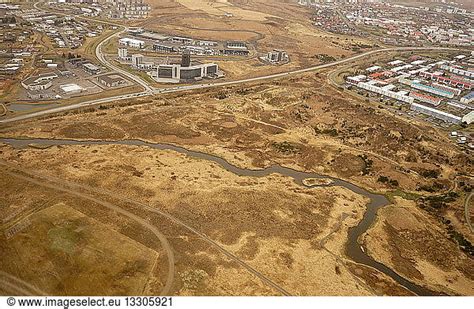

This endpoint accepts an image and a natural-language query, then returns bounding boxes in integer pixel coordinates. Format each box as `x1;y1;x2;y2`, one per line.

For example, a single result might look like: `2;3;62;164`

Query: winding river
0;137;438;296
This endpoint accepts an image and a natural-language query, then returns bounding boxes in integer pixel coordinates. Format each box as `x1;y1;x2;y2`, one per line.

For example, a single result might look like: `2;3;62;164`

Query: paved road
1;46;467;125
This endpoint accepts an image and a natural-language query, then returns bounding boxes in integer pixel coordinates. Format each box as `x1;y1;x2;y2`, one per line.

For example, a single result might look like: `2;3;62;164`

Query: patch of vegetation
272;141;300;154
385;189;421;203
315;54;336;63
215;90;229;100
418;191;458;212
446;225;474;256
313;126;338;136
417;181;446;193
358;154;373;176
377;175;399;187
420;169;440;179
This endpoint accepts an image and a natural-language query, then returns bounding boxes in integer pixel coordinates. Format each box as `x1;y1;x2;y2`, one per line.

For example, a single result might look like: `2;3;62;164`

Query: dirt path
0;271;46;296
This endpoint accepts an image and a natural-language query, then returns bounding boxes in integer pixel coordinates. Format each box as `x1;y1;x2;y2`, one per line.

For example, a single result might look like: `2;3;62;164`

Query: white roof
388;60;404;66
60;83;83;92
119;37;144;44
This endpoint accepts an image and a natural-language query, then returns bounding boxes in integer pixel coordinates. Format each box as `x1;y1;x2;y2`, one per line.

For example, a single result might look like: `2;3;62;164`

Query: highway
1;44;467;125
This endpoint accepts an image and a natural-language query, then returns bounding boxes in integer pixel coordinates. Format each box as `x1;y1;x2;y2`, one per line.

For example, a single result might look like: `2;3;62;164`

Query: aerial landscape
0;0;473;301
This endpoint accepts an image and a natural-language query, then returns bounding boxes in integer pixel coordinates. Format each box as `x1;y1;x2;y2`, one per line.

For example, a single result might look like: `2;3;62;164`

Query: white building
410;103;462;124
462;111;474;125
357;81;414;104
118;47;128;59
21;73;57;91
131;54;143;68
119;37;145;49
156;63;220;83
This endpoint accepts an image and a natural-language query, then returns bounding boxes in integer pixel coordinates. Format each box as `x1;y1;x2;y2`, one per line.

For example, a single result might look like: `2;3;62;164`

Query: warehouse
97;74;126;88
462;111;474;125
83;63;101;75
21;72;58;91
410;103;462;124
119;37;145;49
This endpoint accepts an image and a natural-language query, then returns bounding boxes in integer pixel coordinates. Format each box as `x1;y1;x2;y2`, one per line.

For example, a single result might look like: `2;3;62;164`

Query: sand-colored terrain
363;197;474;295
0;141;393;296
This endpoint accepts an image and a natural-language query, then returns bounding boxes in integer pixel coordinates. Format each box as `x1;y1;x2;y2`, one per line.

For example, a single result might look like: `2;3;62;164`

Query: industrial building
119;37;145;49
83;63;101;75
97;74;126;87
21;73;58;91
410;103;462;124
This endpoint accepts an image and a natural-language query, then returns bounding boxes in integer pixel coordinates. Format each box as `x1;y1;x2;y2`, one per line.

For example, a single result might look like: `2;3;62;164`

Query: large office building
118;47;128;59
156;63;219;83
155;53;221;83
